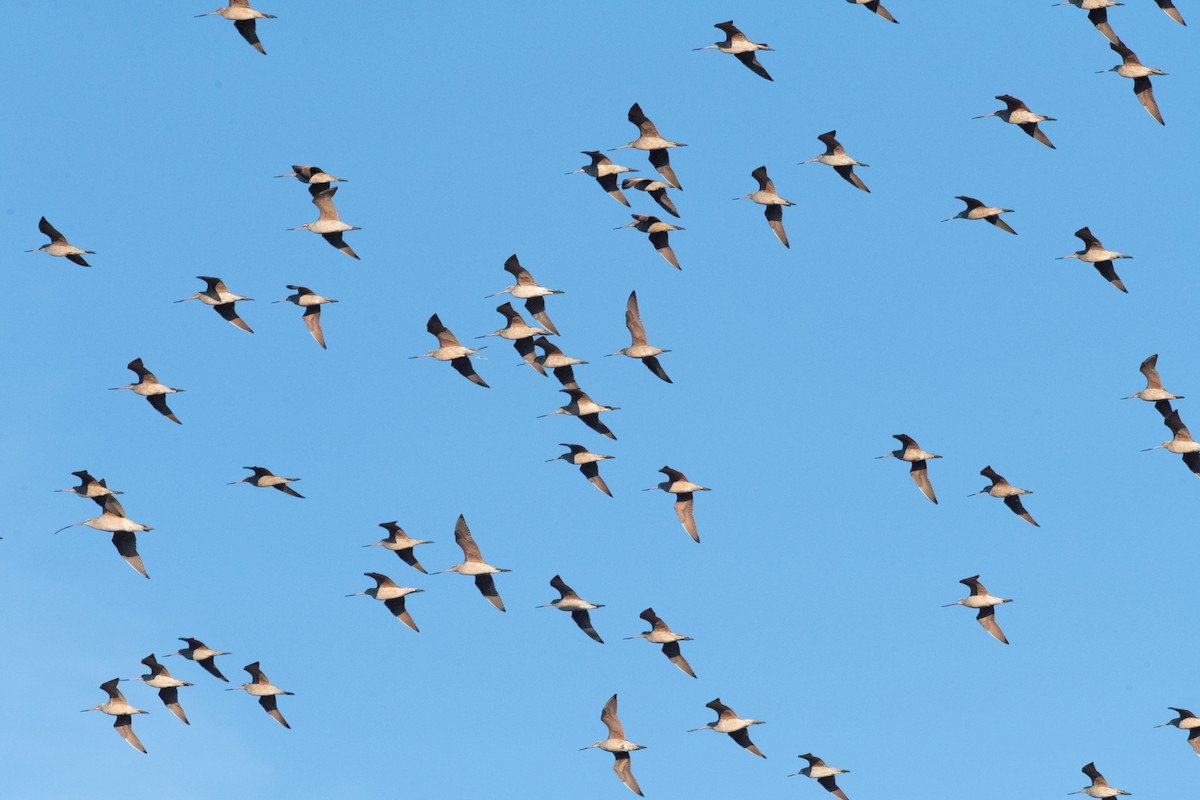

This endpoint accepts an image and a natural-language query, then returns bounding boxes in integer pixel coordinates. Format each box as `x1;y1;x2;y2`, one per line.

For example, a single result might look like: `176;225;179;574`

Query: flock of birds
17;1;1198;797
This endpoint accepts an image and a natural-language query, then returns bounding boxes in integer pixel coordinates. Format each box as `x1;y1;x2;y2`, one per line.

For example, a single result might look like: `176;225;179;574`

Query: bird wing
233;18;266;54
259;695;291;728
198;656;228;682
1140;354;1163;389
396;546;429;573
312;188;340;221
1082;763;1104;784
956;196;983;210
580;413;617;440
662;640;697;678
625;291;648;345
865;0;897;22
454;515;483;561
597;172;630;206
1087;8;1121;45
989;215;1017;235
817;775;849;800
571;609;604;643
660;466;687;483
321;231;359;259
997;95;1027;112
580;462;613;497
751;165;774;193
909;460;937;504
706;698;734;717
1074;227;1099;246
524;296;558;336
273;482;305;498
549;574;573;597
158;686;190;724
67;253;92;267
114;715;147;753
601;694;625;739
96;493;126;518
834;164;870;193
641;355;672;384
1133;76;1164;125
502;254;535;285
627;103;660;137
302;305;327;349
552;365;579;390
613;751;643;797
647;230;680;269
1018;122;1055;149
1003;495;1039;527
816;130;843;155
649;186;679;217
474;574;506;611
39;216;66;243
977;606;1009;644
112;532;149;579
450;356;490;388
980;465;1006;486
513;336;546;375
1092;261;1128;293
734;51;772;81
147;394;181;425
1155;0;1186;24
384;597;419;631
674;492;699;542
765;204;790;248
730;727;765;757
100;678;124;701
215;302;253;333
428;314;462;348
648;149;681;191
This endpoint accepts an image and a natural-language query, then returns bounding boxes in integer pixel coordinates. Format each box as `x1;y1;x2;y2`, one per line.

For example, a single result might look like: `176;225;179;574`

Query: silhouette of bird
1057;226;1132;293
569;151;635;206
434;515;510;611
548;444;614;497
110;358;185;424
1070;762;1130;797
196;1;277;54
229;466;304;498
616;214;684;269
287;187;360;259
687;698;766;757
877;434;940;504
538;575;605;643
276;285;337;348
612;103;687;190
942;196;1016;234
645;466;711;542
943;575;1013;644
625;608;696;678
82;678;147;753
580;694;646;796
971;466;1038;526
694;21;774;81
413;314;489;388
802;131;870;193
1099;40;1167;125
227;662;294;728
176;276;254;333
27;217;94;266
791;753;852;799
974;95;1057;149
735;166;795;247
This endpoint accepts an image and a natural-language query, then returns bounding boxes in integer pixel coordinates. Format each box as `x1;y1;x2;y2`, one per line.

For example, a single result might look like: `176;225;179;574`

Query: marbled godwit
580;694;646;797
477;302;550;375
539;575;605;643
413;314;489;388
974;95;1057;149
125;655;192;725
621;177;679;218
736;166;795;247
56;470;123;507
276;165;347;197
196;1;276;54
539;388;620;440
28;217;94;266
1058;226;1132;293
229;466;304;498
942;197;1017;234
82;679;147;753
548;444;613;497
802;132;871;193
1099;41;1167;125
1070;763;1130;797
1144;409;1200;477
943;575;1012;644
110;358;185;424
791;753;851;799
608;291;672;384
1155;0;1186;24
569;152;635;207
276;285;336;349
1156;708;1200;756
1124;354;1183;416
487;255;563;335
1055;1;1123;45
435;515;509;611
971;466;1038;526
176;276;254;333
616;214;683;269
227;662;294;729
646;466;710;543
688;699;766;757
848;0;898;23
55;495;152;578
364;522;432;573
695;21;774;81
612;103;687;190
533;337;586;389
347;572;424;632
626;608;696;678
288;187;360;259
877;434;940;504
165;638;230;682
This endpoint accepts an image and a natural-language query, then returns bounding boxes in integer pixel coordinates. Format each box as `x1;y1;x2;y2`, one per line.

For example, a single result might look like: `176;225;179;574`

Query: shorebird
608;291;672;383
1155;0;1186;24
533;337;587;389
176;275;254;333
1144;409;1200;477
276;164;347;197
616;214;684;269
621;177;679;217
943;196;1017;234
626;608;696;678
539;388;620;440
847;0;898;23
229;466;304;498
1124;354;1183;415
802;131;871;193
1070;763;1131;797
125;655;192;724
227;662;294;729
1055;1;1123;45
971;466;1039;526
1099;40;1167;125
580;694;646;797
736;165;795;247
791;753;852;799
646;466;710;543
695;20;774;81
28;217;94;266
477;302;550;374
974;95;1057;149
287;187;360;259
487;254;563;335
276;285;336;348
612;103;687;190
165;638;230;682
54;495;152;578
435;515;510;611
688;699;766;757
548;444;614;497
196;1;276;54
110;358;185;424
944;575;1012;644
1156;708;1200;756
412;314;489;388
538;575;605;643
1058;226;1133;293
82;679;148;753
364;522;432;573
347;572;424;632
569;151;635;207
877;434;941;504
56;470;123;508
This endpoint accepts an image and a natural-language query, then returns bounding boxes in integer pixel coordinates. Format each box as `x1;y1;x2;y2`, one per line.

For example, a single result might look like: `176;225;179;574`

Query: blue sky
2;1;1198;797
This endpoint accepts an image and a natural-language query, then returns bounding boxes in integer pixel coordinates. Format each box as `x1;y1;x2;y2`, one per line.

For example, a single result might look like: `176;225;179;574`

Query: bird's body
110;358;185;424
230;466;304;498
975;95;1057;148
276;164;347;197
570;151;635;206
127;654;192;724
581;694;646;796
196;1;276;54
646;466;710;542
737;166;795;247
365;522;432;573
877;434;940;503
82;679;148;753
803;131;871;193
540;388;620;439
609;291;672;383
1058;226;1132;293
276;285;337;348
617;214;684;269
348;572;424;631
1145;409;1200;477
435;515;509;611
621;177;679;217
689;699;766;757
1157;708;1200;756
1125;353;1183;414
539;575;605;642
488;255;563;334
695;21;774;81
288;187;360;259
227;662;294;728
57;470;122;503
943;196;1016;234
972;466;1038;526
548;444;614;497
791;753;852;800
28;217;94;266
626;607;696;678
54;495;152;578
944;575;1012;644
1100;41;1166;125
166;638;231;682
614;103;687;190
1071;763;1131;798
176;275;254;332
479;301;550;374
413;314;489;388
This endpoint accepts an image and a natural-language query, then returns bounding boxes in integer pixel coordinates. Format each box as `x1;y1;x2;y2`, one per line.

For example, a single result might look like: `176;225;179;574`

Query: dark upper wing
234;18;267;54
